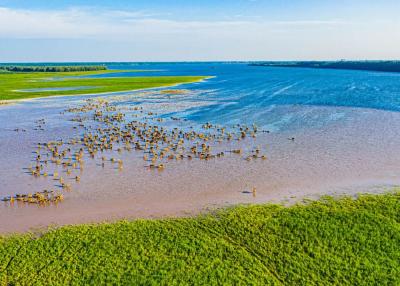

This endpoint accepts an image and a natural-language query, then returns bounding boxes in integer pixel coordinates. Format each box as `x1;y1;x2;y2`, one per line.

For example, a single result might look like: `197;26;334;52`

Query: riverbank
1;191;398;285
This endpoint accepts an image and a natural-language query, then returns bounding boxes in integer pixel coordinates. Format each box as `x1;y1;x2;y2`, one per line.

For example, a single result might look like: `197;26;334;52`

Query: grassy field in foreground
0;70;207;100
0;193;399;285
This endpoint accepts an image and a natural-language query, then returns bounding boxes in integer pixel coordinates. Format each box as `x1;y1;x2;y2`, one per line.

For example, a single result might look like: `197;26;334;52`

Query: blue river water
2;62;400;133
82;62;400;132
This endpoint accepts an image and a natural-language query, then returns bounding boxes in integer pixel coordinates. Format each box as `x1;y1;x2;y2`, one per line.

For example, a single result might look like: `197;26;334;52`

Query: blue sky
0;0;399;62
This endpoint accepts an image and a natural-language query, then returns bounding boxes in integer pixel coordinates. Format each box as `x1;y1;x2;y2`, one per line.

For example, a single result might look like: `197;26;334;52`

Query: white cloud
0;6;399;61
0;6;348;39
0;7;99;38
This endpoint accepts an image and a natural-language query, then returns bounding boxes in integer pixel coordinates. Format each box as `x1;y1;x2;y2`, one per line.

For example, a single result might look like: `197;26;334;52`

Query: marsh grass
0;192;399;285
0;71;207;101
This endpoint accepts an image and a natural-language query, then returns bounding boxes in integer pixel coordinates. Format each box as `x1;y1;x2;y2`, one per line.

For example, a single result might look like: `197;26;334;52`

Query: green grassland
0;192;399;285
0;70;207;101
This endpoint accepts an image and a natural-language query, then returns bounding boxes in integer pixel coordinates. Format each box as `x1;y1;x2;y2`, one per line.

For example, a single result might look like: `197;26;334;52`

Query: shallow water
1;63;400;233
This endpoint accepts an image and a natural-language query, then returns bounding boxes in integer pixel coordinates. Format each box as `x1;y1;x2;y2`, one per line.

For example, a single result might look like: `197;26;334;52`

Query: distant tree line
250;61;400;73
0;65;107;72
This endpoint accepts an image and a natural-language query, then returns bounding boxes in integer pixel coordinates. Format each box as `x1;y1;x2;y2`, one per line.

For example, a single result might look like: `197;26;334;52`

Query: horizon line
1;59;400;64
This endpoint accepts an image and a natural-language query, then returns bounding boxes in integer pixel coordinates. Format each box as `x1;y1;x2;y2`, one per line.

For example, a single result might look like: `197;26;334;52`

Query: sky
0;0;399;62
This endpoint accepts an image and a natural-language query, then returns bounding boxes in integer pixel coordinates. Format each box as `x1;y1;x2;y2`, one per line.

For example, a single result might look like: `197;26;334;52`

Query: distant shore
0;65;107;73
250;60;400;73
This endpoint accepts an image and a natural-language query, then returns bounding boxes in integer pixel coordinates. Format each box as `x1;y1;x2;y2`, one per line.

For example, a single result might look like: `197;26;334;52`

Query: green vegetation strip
1;192;399;285
0;65;107;73
0;71;207;100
